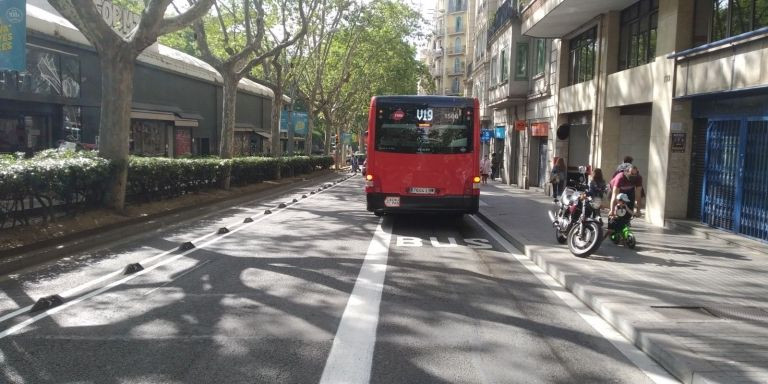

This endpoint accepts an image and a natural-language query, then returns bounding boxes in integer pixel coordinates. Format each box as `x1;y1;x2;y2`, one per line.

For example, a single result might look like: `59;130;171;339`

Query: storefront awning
174;119;198;127
253;131;272;139
131;110;176;121
235;123;256;132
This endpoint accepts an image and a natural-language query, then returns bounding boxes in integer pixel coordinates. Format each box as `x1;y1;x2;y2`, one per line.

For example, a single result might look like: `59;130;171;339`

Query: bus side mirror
556;124;570;140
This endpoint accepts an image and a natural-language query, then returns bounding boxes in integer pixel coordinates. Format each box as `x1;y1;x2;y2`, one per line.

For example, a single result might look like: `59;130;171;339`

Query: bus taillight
366;174;374;188
473;176;481;189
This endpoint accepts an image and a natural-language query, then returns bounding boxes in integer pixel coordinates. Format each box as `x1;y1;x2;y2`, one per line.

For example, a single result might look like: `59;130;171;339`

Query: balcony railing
447;27;466;35
446;45;466;55
487;0;519;42
449;62;466;75
445;88;464;96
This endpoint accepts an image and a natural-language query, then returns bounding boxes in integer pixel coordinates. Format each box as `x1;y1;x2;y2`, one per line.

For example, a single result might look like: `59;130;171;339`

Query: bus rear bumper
366;193;479;215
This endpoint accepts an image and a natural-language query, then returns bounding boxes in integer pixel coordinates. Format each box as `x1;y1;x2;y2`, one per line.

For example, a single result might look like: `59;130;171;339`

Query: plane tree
48;0;216;211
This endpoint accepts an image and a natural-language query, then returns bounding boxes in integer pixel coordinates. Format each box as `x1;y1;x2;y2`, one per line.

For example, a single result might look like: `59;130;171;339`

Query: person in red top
609;165;644;217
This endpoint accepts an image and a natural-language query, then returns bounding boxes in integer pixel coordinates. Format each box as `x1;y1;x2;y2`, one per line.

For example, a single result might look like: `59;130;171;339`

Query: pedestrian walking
491;152;500;180
480;155;492;184
550;157;567;198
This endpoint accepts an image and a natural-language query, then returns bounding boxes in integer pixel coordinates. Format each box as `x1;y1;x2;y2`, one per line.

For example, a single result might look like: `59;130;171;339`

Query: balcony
521;0;636;37
430;65;444;77
448;62;466;75
445;88;464;96
447;27;466;36
488;0;519;42
446;46;466;55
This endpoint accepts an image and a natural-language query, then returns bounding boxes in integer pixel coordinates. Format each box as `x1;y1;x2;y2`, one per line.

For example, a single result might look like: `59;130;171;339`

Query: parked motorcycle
547;166;605;258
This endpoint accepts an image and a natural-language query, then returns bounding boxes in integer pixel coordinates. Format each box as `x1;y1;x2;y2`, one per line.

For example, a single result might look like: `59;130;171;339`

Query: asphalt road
0;174;664;383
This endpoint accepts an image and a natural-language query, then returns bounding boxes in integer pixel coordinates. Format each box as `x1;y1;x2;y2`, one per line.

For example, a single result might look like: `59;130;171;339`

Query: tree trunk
304;109;314;156
271;89;284;157
99;50;135;212
219;73;239;189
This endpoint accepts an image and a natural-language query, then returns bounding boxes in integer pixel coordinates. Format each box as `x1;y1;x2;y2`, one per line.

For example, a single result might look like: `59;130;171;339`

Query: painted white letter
465;238;493;249
430;237;458;247
396;236;423;247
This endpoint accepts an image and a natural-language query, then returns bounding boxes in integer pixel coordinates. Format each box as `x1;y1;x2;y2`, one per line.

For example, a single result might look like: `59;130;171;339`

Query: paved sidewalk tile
476;181;768;384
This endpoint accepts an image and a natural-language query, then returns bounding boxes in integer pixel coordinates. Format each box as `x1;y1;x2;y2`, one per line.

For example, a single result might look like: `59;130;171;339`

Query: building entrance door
703;118;768;241
537;139;548;188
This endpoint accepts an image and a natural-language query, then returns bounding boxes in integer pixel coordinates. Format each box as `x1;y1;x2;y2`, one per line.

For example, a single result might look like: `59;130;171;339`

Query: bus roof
372;95;475;108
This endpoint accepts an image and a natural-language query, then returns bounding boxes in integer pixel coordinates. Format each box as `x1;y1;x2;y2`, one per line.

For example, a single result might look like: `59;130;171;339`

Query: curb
0;170;340;276
664;220;767;256
476;210;697;384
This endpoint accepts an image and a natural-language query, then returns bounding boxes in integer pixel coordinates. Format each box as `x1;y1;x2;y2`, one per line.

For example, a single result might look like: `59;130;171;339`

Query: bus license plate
409;187;436;195
384;196;400;207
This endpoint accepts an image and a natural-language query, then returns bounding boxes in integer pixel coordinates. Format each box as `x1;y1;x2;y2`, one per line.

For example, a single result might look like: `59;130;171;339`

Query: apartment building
427;0;474;96
519;0;768;242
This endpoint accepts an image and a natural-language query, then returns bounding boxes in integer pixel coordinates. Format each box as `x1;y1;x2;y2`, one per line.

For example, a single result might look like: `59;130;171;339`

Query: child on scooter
607;193;632;242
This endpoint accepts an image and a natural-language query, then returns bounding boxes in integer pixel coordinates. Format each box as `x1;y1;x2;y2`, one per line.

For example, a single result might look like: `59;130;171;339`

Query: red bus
364;95;481;216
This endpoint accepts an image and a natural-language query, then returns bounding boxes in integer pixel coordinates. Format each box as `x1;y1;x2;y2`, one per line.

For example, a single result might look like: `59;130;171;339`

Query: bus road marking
320;217;392;384
395;236;492;249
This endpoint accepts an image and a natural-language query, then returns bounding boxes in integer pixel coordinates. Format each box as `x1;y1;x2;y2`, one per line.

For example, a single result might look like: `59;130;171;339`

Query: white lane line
0;177;352;338
320;217;391;384
479;199;489;207
470;215;680;384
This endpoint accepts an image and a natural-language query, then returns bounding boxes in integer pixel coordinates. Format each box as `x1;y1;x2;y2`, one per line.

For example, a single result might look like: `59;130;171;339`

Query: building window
490;54;498;84
568;27;596;85
454;57;461;73
452;78;460;94
704;0;768;42
618;0;658;70
500;47;509;82
454;37;462;53
534;39;547;76
514;43;528;80
455;16;463;32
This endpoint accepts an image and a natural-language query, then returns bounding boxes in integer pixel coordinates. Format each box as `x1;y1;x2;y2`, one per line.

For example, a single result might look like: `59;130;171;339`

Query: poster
671;132;686;153
0;0;26;71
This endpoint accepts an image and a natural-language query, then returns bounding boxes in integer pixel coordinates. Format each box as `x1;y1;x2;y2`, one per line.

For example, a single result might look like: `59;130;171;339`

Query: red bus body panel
365;96;480;214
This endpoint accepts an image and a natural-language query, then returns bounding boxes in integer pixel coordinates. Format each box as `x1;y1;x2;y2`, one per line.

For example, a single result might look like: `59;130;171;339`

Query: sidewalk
477;181;768;384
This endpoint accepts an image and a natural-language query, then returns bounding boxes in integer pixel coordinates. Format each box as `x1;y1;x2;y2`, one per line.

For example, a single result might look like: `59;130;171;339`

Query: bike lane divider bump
178;242;196;252
217;227;230;234
0;175;354;333
243;217;254;223
123;263;144;275
30;295;64;313
319;217;392;384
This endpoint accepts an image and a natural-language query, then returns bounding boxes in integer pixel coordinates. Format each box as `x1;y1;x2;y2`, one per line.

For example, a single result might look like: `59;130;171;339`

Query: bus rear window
374;106;472;154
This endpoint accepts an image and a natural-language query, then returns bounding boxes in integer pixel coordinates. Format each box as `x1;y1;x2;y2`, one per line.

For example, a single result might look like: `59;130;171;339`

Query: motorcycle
547;166;605;258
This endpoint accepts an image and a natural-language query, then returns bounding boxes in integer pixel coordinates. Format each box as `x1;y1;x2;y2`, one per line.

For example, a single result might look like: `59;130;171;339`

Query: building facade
518;0;768;242
0;1;276;158
427;0;474;96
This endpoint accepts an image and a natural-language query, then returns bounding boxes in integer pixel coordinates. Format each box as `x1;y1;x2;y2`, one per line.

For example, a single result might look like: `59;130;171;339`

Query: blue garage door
703;118;768;242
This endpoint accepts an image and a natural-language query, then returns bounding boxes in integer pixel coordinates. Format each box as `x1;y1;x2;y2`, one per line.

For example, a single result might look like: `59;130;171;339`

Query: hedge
0;151;334;228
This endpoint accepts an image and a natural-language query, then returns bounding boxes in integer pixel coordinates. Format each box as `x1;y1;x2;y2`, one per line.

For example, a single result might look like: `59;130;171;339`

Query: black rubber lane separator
243;217;254;223
278;203;287;208
302;195;308;198
123;263;144;275
264;209;272;214
217;227;230;234
310;191;316;195
30;295;64;313
292;198;298;203
179;242;195;251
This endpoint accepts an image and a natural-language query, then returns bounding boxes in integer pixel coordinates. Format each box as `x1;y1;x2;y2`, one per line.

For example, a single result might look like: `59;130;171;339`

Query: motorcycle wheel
567;222;603;258
610;233;620;244
626;233;636;249
555;228;567;244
